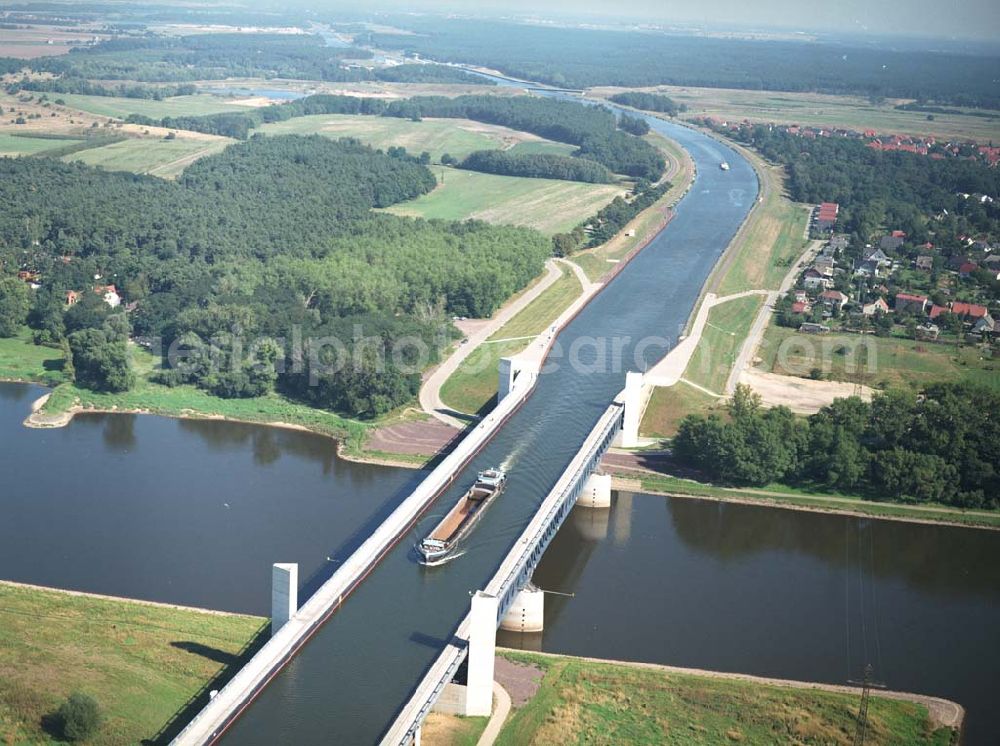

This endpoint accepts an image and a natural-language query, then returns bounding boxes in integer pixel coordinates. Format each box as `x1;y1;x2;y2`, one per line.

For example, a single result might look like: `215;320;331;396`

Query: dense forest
674;385;1000;509
366;18;1000;109
724;126;1000;241
128;92;667;180
2;33;493;87
0;136;550;415
608;92;687;118
458;150;612;183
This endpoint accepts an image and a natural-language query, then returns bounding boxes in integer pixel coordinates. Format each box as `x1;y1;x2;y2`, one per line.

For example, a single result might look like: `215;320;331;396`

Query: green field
757;326;1000;391
65;136;233;178
440;265;583;414
641;380;724;438
507;139;577;156
0;328;67;386
495;651;953;746
259;114;517;161
685;294;765;394
385;168;623;235
0;133;83;156
54;93;249;120
0;582;265;745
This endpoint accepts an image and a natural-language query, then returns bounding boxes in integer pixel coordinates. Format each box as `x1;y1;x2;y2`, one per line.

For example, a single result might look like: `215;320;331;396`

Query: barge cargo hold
418;469;507;565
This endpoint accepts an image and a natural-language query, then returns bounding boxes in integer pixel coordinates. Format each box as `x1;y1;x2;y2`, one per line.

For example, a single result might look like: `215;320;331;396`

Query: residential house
951;302;989;320
819;290;849;311
879;234;905;252
815;202;839;231
854;259;882;279
895;293;929;314
948;255;971;271
828;235;850;252
864;248;893;267
799;322;830;334
813;256;836;275
915;322;940;341
972;315;995;336
791;300;811;315
915;255;934;271
803;268;833;290
862;298;889;316
929;304;949;320
793;290;809;304
65;290;80;306
95;284;121;308
958;262;979;278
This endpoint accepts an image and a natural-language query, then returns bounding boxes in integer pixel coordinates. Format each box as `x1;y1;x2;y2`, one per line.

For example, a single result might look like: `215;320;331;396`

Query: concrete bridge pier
271;563;298;637
500;583;545;633
614;370;644;448
577;472;612;508
466;591;499;717
497;356;531;401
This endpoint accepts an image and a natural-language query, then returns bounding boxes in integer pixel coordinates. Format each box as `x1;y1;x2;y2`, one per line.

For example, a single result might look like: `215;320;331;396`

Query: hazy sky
354;0;1000;41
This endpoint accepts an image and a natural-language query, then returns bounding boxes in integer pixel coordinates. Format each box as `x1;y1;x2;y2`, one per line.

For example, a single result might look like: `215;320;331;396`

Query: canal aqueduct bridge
171;351;645;745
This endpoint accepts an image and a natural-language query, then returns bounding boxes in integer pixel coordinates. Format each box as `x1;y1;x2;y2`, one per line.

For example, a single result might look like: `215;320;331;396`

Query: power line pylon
850;663;885;746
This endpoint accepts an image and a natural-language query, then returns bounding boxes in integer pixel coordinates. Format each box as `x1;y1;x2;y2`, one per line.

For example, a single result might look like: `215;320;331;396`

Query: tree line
0;135;550;416
367;17;1000;109
458;150;612;183
674;384;999;509
724;125;1000;242
551;180;670;255
609;92;687;117
2;31;494;88
127;92;666;181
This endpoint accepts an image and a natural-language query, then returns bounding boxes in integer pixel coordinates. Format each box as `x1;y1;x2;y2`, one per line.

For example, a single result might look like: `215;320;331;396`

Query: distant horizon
300;0;1000;45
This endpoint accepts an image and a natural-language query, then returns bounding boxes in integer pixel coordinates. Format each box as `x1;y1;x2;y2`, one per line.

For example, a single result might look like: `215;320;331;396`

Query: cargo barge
418;469;507;565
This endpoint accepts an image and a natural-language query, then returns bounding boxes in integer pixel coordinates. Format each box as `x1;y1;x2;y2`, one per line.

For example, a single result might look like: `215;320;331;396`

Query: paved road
419;259;564;428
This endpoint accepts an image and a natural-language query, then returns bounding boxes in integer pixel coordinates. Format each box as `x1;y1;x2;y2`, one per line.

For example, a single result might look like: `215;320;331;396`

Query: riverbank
476;650;960;745
0;581;266;745
605;469;1000;530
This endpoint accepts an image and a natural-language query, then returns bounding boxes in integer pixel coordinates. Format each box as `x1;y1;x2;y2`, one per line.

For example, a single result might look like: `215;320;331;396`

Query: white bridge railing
381;397;624;746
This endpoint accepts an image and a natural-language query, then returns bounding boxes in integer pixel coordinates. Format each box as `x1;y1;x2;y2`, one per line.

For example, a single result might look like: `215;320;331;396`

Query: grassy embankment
592;84;1000;143
421;713;490;746
757;326;1000;392
0;333;370;450
492;651;955;746
641;143;808;438
439;264;583;414
0;582;265;746
615;472;1000;529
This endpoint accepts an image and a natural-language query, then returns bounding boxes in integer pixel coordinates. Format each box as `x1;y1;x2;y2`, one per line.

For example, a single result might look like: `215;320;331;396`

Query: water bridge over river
172;105;759;745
